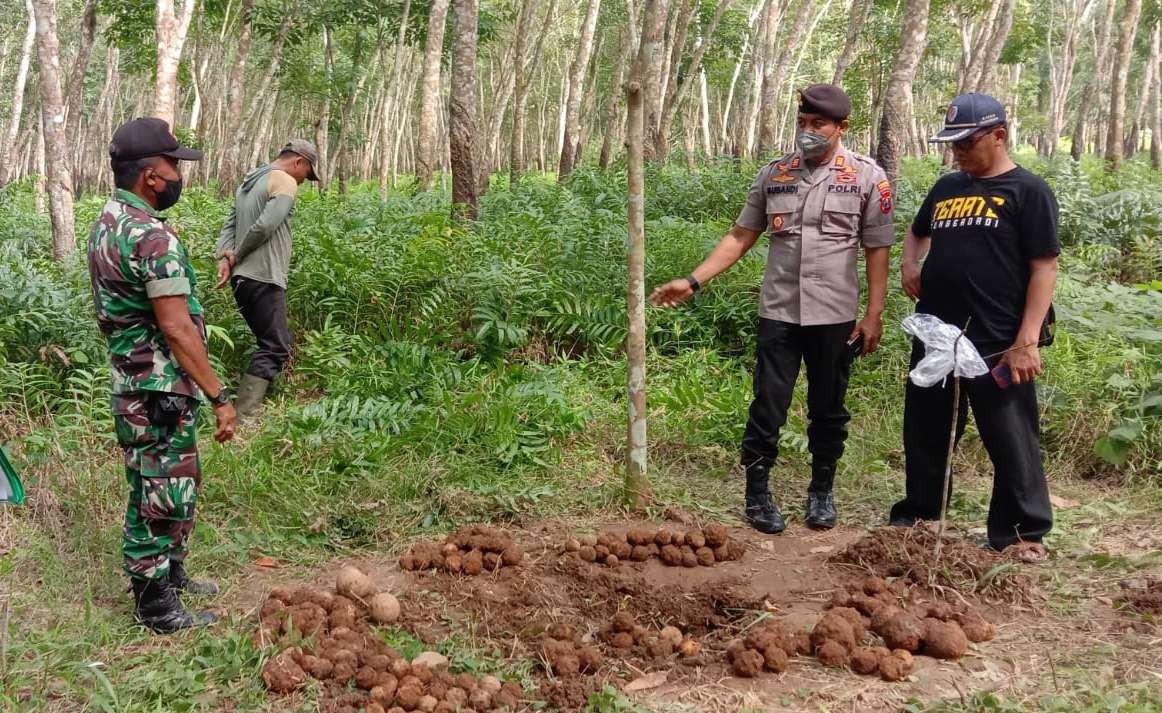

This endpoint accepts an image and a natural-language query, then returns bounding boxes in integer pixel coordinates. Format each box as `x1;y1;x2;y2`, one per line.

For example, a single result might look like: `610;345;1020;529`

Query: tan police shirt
735;146;895;325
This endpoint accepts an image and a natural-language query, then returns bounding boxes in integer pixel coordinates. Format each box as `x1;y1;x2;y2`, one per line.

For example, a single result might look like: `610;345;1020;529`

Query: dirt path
230;513;1162;712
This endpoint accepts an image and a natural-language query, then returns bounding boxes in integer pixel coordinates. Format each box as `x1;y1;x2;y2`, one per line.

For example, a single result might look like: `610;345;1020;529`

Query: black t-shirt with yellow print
912;165;1060;352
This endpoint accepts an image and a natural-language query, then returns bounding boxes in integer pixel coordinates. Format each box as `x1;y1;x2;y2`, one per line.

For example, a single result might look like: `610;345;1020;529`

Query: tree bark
381;0;412;196
1045;0;1091;155
655;0;730;162
1151;21;1162;170
314;27;334;191
974;0;1016;93
761;0;812;156
1071;0;1117;161
833;0;871;84
875;0;929;181
1127;32;1158;157
154;0;197;128
625;0;655;507
640;0;670;163
449;0;478;220
333;32;370;193
0;0;36;186
31;0;75;260
417;0;451;191
600;23;635;168
215;0;255;193
1104;0;1142;172
64;0;97;185
957;0;1002;94
558;0;602;180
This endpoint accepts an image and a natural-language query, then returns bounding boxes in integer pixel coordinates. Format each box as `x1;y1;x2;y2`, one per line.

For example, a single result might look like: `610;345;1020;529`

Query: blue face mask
796;130;833;158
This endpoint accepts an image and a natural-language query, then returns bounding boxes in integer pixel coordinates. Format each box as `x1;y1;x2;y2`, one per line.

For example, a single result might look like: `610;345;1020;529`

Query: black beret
798;84;852;121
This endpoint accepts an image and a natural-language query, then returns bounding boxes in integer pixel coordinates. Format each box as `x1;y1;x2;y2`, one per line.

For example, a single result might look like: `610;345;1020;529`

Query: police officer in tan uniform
651;84;894;534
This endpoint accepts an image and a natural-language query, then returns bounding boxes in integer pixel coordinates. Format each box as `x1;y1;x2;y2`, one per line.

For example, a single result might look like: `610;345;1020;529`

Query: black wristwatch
210;387;232;406
685;274;701;293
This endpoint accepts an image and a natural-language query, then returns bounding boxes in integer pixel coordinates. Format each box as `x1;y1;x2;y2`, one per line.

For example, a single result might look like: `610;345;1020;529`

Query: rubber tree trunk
1071;0;1117;161
1104;0;1142;172
558;0;602;181
63;0;96;188
760;0;812;156
417;0;451;192
624;0;657;508
1045;0;1088;156
215;0;254;194
599;24;634;168
1152;21;1162;170
449;0;478;220
314;27;334;191
0;0;35;185
654;0;729;162
640;0;670;163
381;0;411;197
875;0;929;181
973;0;1016;93
832;0;871;84
31;0;75;260
154;0;196;128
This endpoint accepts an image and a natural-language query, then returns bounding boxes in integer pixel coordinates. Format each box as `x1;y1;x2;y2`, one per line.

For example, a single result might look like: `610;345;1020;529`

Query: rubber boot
235;373;270;419
744;464;786;534
132;577;217;634
169;560;219;597
805;463;838;529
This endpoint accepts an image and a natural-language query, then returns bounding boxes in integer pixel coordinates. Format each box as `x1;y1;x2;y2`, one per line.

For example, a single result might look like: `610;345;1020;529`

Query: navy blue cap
929;93;1007;143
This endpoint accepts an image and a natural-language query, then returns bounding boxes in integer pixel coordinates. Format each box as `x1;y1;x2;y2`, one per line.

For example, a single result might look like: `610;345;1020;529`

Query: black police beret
798;84;852;121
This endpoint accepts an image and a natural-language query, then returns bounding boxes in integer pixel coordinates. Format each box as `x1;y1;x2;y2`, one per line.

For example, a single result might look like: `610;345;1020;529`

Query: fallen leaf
664;506;694;525
624;670;668;692
254;556;280;568
1050;494;1080;509
308;516;327;534
809;546;834;554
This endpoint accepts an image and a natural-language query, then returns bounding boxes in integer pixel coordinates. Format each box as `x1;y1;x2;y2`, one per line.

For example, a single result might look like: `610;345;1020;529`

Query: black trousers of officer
740;318;855;493
890;339;1053;549
231;276;292;381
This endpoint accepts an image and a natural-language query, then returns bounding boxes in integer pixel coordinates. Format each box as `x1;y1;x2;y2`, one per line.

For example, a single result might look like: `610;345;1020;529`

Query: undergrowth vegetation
0;154;1160;711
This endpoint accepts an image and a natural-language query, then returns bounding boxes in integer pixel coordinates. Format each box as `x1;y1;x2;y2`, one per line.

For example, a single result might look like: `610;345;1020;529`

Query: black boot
805;463;838;529
744;465;786;534
169;561;219;597
805;492;837;529
132;577;217;634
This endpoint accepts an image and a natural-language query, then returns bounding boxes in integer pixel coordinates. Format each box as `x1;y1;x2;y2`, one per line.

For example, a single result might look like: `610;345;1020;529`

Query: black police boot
744;465;786;534
805;492;838;529
805;463;838;529
169;560;219;597
132;577;217;634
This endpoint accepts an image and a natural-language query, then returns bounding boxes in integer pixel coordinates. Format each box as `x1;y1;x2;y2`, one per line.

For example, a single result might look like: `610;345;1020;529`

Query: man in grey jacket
215;139;318;418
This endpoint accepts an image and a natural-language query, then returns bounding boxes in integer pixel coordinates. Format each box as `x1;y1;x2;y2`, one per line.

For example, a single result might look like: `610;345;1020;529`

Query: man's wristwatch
685;274;701;293
211;387;232;406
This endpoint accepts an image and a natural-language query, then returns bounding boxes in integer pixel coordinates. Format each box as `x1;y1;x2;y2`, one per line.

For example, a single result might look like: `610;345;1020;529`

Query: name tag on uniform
766;185;799;194
827;184;861;194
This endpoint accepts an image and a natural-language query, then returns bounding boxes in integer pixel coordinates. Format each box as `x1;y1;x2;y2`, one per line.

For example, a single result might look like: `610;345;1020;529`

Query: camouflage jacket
87;189;205;397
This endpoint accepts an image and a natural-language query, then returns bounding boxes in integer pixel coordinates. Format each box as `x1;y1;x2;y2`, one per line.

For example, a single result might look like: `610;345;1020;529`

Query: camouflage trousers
112;392;201;581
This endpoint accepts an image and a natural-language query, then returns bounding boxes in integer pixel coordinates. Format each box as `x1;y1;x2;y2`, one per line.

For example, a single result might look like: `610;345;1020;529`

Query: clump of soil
257;584;522;712
1117;578;1162;617
595;611;703;662
831;527;1037;603
400;525;524;575
540;622;604;677
565;524;745;568
723;619;811;677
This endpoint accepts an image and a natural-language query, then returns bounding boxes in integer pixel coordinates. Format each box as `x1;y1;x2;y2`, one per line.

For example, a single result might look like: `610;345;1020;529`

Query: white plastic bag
901;313;988;387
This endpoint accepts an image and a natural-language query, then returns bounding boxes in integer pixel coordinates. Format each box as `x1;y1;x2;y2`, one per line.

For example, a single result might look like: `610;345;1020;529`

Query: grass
1;154;1161;711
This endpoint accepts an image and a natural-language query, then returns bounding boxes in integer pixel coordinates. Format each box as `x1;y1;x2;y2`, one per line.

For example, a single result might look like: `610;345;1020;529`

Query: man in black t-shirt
889;94;1058;561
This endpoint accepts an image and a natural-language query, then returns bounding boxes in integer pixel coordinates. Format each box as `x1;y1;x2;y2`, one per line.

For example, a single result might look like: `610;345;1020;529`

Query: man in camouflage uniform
88;117;237;633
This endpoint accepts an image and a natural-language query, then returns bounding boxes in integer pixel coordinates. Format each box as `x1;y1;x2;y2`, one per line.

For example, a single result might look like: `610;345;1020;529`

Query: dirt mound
565;523;745;568
1117;578;1162;617
400;525;524;575
830;526;1039;603
256;586;523;712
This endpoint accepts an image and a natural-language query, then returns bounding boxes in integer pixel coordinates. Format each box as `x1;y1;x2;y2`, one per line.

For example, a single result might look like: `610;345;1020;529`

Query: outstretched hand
649;279;695;308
